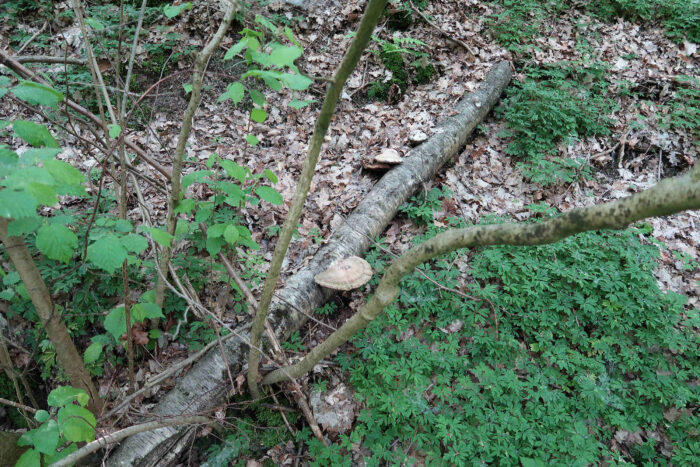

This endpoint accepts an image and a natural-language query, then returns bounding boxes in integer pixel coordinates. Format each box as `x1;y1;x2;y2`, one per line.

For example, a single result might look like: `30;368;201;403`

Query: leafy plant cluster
485;0;698;50
398;186;452;225
15;386;96;467
366;33;437;103
317;207;699;465
663;75;700;139
496;62;615;185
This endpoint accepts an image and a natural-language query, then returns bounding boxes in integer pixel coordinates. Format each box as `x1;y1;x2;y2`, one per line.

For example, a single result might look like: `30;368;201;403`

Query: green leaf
0;190;38;219
11;81;64;108
114;219;133;232
34;410;50;423
34;419;59;454
205;236;224;256
85;17;105;30
104;306;126;341
246;134;259;146
195;205;212;222
83;342;103;364
223;224;240;244
18;148;61;165
269;45;303;67
164;2;192;18
281;73;312;91
87;235;127;273
182;169;212;189
47;386;89;407
175;198;196;214
145;226;174;247
108;124;121;138
15;448;40;467
250;108;267;123
207;223;227;239
520;458;547;467
36;224;77;263
255;14;277;33
219;160;247;183
132;302;164;321
13;120;59;148
120;233;148;254
255;186;283;205
224;39;249;60
182;83;192;94
217;81;246;105
263;169;278;183
27;182;58;206
58;404;96;442
248;89;266;106
288;98;315;109
43;159;84;186
283;26;301;47
7;217;40;236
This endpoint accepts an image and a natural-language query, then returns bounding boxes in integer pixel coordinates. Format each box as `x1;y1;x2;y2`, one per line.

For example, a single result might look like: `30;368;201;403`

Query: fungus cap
314;256;373;291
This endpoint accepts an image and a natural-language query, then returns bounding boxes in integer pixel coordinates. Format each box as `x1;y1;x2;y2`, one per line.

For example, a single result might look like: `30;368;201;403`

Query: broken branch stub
314;256;373;291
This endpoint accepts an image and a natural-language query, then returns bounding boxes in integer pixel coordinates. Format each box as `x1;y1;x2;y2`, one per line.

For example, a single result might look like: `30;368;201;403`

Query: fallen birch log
106;60;512;466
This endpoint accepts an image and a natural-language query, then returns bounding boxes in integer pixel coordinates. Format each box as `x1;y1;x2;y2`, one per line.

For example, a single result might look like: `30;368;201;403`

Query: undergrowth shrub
326;214;698;465
496;63;615;185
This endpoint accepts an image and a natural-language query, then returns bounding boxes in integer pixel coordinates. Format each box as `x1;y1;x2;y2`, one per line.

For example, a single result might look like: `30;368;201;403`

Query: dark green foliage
368;48;410;102
584;0;700;43
398;186;452;225
497;63;615;185
412;63;437;85
665;76;700;138
323;215;699;464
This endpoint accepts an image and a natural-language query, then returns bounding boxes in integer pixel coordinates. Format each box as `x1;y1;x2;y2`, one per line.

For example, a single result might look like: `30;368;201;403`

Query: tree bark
106;61;511;466
0;218;103;412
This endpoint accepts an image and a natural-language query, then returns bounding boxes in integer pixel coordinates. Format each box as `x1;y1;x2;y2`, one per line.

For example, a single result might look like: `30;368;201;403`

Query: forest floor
1;0;698;464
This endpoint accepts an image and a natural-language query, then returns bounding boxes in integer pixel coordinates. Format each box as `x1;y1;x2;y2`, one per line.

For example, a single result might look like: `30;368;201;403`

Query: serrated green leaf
223;224;240;244
250;108;267;123
205;235;224;256
255;14;277;32
219;159;247;183
114;219;133;232
58;404;95;442
248;89;266;106
120;233;148;253
87;235;127;273
269;45;303;67
47;386;89;407
182;169;212;189
108;124;121;138
18;148;62;165
145;227;174;247
255;186;283;205
246;134;259;146
217;81;246;105
175;198;196;214
224;39;249;60
34;419;59;454
288;98;315;109
0;190;38;219
195;205;212;222
7;217;40;235
43;159;84;186
36;224;77;263
13;120;60;147
104;306;126;341
281;73;312;91
262;169;278;183
27;182;58;206
85;17;105;30
164;2;191;18
132;302;164;321
11;81;64;108
207;223;227;238
83;342;103;364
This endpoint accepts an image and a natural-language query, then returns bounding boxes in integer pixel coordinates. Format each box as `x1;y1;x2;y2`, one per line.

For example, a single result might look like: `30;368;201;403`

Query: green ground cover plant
496;62;615;185
306;196;699;464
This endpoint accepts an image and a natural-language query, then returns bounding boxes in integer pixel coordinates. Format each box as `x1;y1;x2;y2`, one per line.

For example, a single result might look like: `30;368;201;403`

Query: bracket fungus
314;256;373;291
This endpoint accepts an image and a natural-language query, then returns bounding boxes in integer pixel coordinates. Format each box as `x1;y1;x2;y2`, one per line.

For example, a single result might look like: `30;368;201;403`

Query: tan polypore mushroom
374;148;402;165
314;256;373;291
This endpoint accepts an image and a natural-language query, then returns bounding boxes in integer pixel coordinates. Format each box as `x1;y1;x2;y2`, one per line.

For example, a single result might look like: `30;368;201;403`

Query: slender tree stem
247;0;390;399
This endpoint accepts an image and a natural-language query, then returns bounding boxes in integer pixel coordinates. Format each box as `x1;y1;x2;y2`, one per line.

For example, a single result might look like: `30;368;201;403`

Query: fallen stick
106;60;511;466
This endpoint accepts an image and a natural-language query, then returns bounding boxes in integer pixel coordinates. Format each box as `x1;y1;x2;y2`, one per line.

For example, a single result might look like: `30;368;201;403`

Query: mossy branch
247;0;389;398
261;165;700;385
